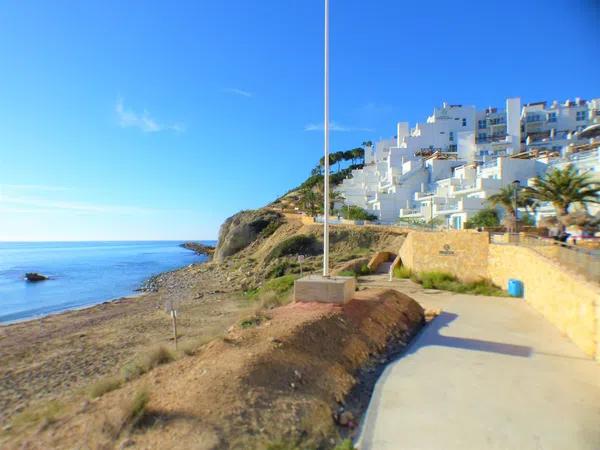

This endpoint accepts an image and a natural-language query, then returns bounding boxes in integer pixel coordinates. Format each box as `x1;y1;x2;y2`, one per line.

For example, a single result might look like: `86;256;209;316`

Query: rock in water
25;272;49;282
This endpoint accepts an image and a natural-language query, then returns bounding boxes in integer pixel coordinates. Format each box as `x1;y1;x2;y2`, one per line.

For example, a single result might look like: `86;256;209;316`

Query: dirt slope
3;289;424;450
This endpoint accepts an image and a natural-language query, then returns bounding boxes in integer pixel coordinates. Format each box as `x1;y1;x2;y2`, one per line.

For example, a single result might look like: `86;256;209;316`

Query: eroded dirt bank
2;288;424;450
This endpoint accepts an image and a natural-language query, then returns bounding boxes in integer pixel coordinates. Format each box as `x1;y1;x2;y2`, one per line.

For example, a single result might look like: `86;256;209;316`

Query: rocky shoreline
180;241;215;256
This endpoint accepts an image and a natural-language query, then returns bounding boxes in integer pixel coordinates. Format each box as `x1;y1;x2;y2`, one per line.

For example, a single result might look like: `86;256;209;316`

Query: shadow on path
407;312;532;358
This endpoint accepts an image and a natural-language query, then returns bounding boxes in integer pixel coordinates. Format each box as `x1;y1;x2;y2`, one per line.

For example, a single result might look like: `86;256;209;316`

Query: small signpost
298;254;305;276
165;299;178;350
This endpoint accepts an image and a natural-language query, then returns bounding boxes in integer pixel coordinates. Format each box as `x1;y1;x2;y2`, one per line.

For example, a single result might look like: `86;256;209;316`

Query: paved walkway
356;275;600;450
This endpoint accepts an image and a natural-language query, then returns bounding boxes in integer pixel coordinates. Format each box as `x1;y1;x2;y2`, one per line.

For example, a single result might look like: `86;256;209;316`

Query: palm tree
344;150;355;165
486;185;533;231
352;147;365;165
328;189;344;212
298;188;320;217
525;164;600;230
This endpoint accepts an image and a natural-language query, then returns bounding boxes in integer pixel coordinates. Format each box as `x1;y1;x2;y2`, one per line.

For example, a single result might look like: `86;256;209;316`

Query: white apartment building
336;97;600;228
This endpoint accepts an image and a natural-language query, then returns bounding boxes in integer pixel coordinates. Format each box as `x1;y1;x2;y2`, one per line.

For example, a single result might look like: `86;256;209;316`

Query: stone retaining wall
398;231;489;282
489;244;600;361
397;230;600;361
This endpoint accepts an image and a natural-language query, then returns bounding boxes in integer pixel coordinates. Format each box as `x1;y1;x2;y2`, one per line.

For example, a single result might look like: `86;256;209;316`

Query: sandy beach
0;260;253;424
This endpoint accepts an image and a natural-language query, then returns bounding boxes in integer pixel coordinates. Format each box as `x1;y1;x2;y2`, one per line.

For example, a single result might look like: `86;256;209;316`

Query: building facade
336;97;600;228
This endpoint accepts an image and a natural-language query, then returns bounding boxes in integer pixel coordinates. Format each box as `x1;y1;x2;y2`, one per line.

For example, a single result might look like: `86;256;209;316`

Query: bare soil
1;288;424;450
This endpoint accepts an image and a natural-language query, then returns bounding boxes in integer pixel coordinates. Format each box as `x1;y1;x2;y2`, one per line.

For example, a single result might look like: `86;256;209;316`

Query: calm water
0;241;213;323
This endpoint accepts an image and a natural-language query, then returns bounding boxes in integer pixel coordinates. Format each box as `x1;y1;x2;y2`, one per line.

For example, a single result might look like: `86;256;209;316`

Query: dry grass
88;377;122;399
121;346;175;382
141;346;175;368
179;334;220;356
11;399;63;430
120;388;150;429
102;388;151;439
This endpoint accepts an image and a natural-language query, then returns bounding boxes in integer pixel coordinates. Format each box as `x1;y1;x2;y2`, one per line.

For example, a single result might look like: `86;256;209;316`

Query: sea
0;241;214;324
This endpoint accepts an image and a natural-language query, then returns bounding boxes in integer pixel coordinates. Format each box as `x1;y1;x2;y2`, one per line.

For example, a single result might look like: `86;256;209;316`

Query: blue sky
0;0;598;241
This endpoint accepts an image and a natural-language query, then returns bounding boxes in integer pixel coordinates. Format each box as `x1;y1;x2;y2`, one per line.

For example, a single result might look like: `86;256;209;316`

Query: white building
336;97;600;228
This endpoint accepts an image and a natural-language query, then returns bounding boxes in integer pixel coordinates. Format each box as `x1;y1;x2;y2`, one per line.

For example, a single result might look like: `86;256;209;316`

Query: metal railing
492;233;600;283
399;208;421;216
436;202;459;212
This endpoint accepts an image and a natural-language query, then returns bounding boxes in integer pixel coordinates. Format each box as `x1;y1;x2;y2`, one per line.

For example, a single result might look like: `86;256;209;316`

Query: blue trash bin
508;279;524;298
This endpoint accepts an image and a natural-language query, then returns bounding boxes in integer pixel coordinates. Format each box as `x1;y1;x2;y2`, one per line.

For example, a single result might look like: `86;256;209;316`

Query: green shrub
246;275;297;308
333;440;356;450
262;275;296;296
338;265;369;278
267;235;321;261
359;264;371;275
338;205;377;221
89;377;122;399
414;271;506;296
393;265;412;279
260;220;283;238
417;271;457;289
338;270;357;277
268;261;290;278
465;208;500;229
462;279;509;297
240;313;266;329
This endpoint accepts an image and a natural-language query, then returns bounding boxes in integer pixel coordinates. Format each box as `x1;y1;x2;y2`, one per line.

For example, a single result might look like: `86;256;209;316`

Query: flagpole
323;0;330;277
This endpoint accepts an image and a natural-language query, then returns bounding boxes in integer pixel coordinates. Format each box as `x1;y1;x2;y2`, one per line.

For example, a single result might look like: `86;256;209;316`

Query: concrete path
356;275;600;450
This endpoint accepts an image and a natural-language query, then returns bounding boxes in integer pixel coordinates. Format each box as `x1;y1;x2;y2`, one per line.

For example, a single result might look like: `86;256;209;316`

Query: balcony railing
415;191;434;200
454;182;477;192
481;159;499;169
436;202;459;212
476;135;507;144
399;208;421;216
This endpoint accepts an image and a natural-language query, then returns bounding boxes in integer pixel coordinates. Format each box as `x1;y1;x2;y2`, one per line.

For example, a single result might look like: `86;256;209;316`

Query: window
449;131;454;142
526;114;541;123
576;110;587;121
477;133;487;141
448;144;457;152
478;119;487;129
547;112;557;123
462;118;467;127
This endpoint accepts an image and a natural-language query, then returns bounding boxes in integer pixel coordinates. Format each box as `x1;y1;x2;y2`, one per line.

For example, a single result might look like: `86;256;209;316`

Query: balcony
480;159;499;169
476;134;508;144
399;207;422;217
452;182;477;193
435;202;459;213
415;191;434;200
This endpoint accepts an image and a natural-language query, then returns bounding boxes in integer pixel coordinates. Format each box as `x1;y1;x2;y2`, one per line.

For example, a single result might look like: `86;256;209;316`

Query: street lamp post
512;179;521;235
323;0;330;277
293;0;355;304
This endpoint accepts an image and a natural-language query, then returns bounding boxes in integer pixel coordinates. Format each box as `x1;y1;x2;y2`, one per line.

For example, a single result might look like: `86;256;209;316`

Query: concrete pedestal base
294;275;356;304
